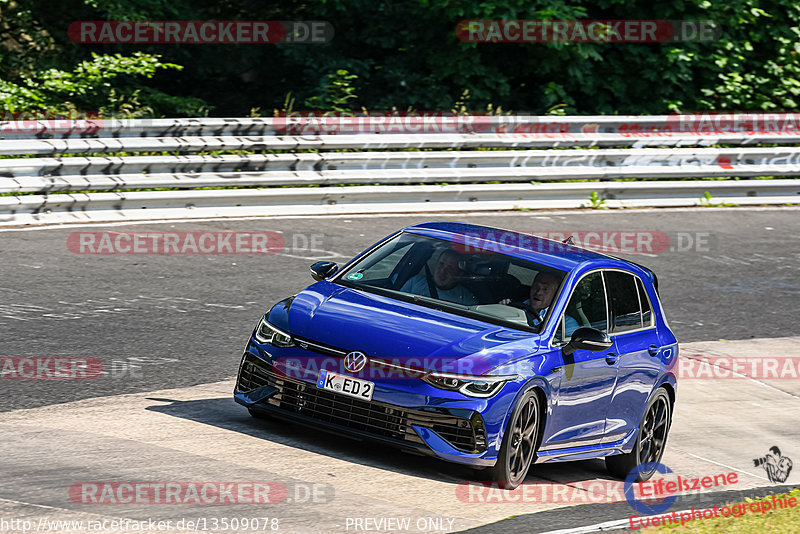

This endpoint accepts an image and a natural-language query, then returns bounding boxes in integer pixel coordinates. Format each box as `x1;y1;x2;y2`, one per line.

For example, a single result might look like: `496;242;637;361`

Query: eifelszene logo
753;446;793;483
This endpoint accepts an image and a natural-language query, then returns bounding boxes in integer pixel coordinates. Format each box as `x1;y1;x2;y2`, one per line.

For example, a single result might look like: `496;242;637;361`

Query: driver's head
433;250;464;290
529;272;560;313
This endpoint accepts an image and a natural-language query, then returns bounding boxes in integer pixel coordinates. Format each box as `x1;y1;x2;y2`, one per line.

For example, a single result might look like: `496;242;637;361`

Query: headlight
422;372;517;398
254;315;294;347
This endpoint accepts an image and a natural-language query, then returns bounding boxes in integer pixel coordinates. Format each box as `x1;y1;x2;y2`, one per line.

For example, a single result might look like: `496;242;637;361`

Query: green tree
2;0;800;116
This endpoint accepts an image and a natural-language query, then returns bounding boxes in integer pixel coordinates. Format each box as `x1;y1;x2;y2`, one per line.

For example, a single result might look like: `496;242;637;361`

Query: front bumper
234;349;497;467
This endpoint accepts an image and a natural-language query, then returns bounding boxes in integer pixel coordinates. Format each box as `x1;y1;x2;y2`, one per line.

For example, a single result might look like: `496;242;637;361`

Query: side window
637;278;653;327
565;271;608;334
605;271;642;333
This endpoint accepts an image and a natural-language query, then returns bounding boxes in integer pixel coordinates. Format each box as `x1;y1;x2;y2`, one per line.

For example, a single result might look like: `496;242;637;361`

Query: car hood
281;282;538;376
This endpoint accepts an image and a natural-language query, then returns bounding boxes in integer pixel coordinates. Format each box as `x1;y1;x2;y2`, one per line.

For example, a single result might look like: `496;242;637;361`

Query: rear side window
637;277;654;327
605;271;642;333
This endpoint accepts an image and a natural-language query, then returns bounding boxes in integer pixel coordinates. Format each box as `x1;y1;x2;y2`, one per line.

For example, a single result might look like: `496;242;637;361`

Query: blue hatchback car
235;221;678;488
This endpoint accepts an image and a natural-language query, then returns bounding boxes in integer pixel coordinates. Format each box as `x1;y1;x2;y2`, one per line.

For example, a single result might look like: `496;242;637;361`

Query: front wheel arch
483;385;546;489
496;376;550;454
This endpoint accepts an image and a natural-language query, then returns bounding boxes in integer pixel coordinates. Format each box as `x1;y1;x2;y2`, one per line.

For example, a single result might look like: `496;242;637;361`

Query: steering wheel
507;301;544;327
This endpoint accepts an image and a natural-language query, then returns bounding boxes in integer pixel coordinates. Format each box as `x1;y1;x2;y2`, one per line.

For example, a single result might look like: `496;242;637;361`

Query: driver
401;249;478;305
501;272;579;333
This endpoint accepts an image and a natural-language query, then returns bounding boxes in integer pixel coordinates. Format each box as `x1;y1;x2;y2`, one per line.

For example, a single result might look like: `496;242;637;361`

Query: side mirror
310;261;339;281
562;327;613;356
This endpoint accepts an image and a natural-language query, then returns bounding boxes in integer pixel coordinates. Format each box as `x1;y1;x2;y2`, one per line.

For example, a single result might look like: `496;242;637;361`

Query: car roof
402;220;638;273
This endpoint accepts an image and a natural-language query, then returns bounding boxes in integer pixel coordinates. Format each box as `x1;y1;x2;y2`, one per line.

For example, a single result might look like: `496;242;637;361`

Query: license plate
317;369;374;401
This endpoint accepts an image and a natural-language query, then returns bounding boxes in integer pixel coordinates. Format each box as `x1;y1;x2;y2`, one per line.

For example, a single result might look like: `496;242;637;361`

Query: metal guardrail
3;131;800;156
2;114;800;138
4;165;800;194
1;115;799;226
3;147;800;193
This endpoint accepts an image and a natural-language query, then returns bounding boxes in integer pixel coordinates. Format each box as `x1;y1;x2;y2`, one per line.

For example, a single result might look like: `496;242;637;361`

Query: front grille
238;357;273;391
237;353;483;453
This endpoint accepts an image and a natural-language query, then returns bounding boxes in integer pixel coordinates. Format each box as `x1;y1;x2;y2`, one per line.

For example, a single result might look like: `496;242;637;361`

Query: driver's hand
499;298;511;305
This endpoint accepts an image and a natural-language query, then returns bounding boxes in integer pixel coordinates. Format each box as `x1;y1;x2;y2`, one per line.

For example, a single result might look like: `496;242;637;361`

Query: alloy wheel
637;394;670;475
507;396;538;483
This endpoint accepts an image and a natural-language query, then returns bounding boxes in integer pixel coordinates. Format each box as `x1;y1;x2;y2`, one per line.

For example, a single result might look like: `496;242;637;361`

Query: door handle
648;344;660;357
605;353;619;365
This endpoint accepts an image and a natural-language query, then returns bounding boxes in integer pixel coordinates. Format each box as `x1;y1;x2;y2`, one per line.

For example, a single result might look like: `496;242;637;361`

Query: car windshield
335;232;567;333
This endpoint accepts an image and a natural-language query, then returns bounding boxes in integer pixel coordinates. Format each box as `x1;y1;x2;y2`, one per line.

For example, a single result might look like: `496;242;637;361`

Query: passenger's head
529;272;561;313
433;250;465;290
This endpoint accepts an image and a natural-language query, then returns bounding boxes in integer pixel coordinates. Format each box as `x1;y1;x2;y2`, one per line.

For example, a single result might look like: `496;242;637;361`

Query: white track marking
683;452;770;482
0;497;74;512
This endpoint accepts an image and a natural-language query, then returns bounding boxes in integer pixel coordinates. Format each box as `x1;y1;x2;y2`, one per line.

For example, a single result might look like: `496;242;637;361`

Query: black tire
484;388;541;489
606;388;671;481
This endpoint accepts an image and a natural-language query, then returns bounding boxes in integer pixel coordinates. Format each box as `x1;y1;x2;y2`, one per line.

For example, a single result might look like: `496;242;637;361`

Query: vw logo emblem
343;351;368;373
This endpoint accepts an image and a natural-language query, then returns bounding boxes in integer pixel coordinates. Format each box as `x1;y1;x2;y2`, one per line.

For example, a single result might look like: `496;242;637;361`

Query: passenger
401;249;479;306
501;272;579;334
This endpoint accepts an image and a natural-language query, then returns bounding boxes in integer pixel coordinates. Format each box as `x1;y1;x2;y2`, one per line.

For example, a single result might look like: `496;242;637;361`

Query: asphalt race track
2;207;800;533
